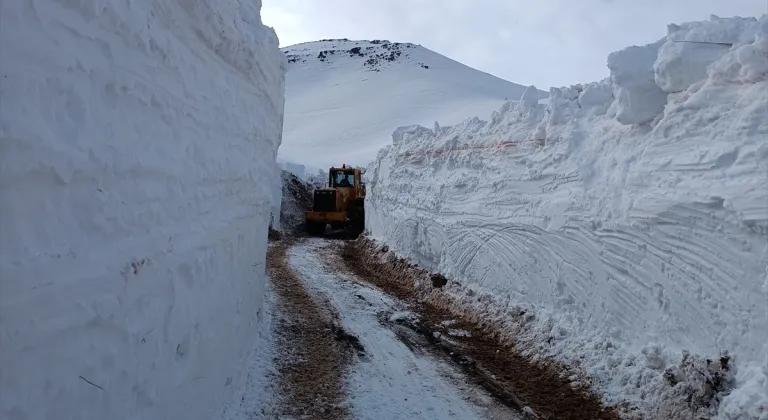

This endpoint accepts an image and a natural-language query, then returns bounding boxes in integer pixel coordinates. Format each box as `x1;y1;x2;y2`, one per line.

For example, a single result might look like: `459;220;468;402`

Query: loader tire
306;221;326;237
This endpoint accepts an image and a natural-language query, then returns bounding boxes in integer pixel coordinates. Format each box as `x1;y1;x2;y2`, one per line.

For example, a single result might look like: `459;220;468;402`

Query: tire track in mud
327;237;623;420
266;238;359;419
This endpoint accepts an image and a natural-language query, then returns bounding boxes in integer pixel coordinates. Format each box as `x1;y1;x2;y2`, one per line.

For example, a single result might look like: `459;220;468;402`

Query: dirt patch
379;310;527;412
332;324;367;356
332;237;623;420
267;239;359;419
267;226;282;242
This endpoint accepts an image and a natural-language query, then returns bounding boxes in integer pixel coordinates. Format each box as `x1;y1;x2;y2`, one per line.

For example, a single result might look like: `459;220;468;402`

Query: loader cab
330;169;355;188
328;165;366;198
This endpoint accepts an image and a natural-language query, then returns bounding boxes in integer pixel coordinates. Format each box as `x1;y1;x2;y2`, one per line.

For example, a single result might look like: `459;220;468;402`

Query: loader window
332;171;355;188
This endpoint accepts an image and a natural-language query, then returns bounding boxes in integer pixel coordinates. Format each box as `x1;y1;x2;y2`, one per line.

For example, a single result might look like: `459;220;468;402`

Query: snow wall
367;15;768;419
0;1;285;420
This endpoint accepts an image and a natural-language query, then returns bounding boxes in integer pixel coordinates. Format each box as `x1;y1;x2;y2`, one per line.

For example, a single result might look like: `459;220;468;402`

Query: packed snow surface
288;240;521;419
367;15;768;420
0;1;285;420
280;39;546;169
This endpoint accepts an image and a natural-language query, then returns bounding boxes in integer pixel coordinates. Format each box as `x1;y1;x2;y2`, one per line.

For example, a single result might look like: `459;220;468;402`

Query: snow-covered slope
280;39;546;169
0;2;285;420
366;15;768;420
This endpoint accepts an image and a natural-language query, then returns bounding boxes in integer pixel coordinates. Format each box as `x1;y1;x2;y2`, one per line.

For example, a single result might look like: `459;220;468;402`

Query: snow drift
367;15;768;419
0;1;285;420
280;39;547;169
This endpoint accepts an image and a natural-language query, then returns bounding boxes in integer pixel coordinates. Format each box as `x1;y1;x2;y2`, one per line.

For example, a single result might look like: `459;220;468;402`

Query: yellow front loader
305;164;366;236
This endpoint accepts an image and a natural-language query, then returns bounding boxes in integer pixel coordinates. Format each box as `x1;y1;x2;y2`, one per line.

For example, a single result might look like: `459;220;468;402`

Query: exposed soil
330;237;624;420
266;238;360;419
378;309;527;412
267;226;282;242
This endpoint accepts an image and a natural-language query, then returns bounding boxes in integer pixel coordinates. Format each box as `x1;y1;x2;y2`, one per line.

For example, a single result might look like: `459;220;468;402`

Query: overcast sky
262;0;766;88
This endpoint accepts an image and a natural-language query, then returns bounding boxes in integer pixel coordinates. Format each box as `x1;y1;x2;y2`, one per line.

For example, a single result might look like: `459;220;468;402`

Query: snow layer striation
0;1;285;419
366;15;768;419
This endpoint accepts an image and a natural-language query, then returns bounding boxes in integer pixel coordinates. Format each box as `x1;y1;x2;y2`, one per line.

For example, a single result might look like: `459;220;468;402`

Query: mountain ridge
278;38;546;170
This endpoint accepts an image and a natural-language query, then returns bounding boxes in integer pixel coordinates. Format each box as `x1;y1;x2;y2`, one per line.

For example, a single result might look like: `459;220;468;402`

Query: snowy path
218;236;617;420
287;238;520;420
218;239;356;420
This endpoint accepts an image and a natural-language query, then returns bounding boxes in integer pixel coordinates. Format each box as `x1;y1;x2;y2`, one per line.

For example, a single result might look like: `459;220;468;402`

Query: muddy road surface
227;236;622;420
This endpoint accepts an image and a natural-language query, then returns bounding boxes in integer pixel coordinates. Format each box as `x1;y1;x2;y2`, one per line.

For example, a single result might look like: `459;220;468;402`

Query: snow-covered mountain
279;39;546;170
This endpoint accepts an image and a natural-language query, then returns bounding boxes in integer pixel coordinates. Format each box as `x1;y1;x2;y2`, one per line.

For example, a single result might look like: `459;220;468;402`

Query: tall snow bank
367;16;768;420
0;1;285;420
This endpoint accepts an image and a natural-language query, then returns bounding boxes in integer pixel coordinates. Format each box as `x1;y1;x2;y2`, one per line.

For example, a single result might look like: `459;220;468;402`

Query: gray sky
262;0;766;88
